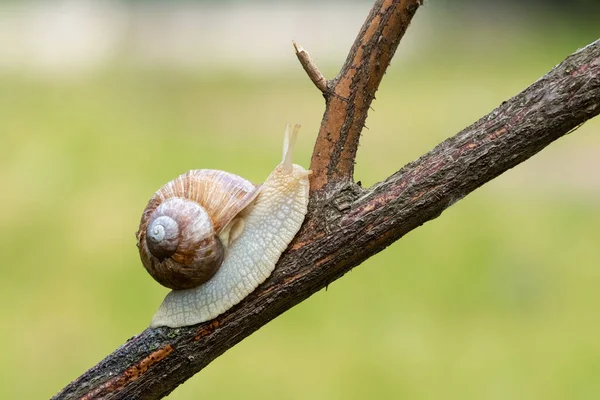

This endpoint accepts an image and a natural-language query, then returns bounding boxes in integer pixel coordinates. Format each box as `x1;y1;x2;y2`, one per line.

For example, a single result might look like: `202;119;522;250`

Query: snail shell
136;170;260;290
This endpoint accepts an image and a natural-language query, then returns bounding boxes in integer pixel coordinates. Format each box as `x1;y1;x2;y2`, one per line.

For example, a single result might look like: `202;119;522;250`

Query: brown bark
53;0;600;398
310;0;421;191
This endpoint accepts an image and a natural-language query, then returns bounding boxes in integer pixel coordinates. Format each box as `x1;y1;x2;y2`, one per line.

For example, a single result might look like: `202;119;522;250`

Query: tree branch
293;40;328;94
53;3;600;400
310;0;422;191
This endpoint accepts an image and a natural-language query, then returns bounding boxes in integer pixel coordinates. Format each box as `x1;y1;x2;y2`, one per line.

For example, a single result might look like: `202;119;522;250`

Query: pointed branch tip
292;40;328;94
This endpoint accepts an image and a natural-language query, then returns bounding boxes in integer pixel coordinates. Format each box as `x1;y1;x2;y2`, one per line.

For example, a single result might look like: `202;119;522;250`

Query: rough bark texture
54;0;600;398
310;0;421;191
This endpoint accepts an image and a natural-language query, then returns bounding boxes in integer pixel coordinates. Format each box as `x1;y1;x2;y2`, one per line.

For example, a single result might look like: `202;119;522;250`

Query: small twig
293;40;328;94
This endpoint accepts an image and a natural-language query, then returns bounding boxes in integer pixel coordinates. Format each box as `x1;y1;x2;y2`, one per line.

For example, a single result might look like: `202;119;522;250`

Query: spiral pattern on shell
137;170;260;290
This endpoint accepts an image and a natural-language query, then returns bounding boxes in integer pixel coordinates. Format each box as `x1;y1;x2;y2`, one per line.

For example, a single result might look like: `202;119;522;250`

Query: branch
293;40;328;94
54;7;600;400
309;0;422;191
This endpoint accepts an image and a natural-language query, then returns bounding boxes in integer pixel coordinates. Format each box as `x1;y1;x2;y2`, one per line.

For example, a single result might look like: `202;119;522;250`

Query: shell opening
147;215;180;259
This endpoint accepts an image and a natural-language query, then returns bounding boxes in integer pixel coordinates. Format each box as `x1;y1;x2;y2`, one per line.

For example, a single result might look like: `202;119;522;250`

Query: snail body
137;125;309;328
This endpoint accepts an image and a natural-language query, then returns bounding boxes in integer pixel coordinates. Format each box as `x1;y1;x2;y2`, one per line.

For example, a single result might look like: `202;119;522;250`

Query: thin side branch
54;37;600;400
310;0;422;191
293;40;328;94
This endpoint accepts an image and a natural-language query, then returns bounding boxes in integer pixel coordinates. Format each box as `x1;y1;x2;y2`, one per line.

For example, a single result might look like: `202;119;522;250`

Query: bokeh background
1;0;599;399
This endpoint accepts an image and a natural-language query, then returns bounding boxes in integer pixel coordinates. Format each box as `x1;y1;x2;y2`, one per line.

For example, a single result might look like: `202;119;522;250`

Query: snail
136;124;310;328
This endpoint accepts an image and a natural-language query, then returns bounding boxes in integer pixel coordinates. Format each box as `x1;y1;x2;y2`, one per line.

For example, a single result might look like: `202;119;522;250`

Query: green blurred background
0;1;599;399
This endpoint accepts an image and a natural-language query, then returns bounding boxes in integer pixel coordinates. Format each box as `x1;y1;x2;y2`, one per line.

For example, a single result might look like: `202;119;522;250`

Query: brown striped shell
136;170;260;290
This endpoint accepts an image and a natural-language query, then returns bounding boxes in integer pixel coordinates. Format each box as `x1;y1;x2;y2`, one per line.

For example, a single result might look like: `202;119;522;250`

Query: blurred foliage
87;0;600;12
7;0;600;15
0;6;599;400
